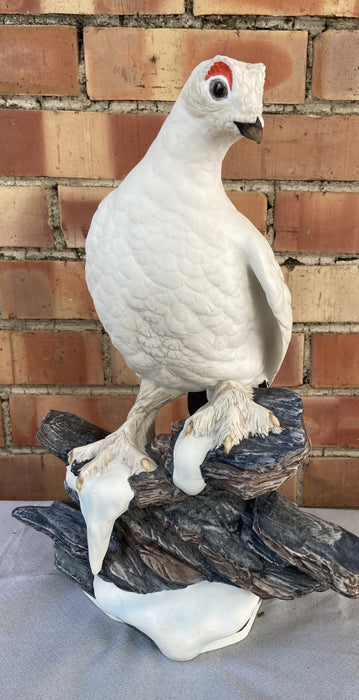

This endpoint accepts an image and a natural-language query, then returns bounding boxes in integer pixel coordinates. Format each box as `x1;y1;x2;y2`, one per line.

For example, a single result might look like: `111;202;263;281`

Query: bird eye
209;78;228;100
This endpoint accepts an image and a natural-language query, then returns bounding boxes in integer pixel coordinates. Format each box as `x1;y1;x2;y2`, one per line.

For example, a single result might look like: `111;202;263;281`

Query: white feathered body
86;59;292;394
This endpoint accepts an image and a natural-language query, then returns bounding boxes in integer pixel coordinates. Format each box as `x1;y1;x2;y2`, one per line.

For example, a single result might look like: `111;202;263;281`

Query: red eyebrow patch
205;61;233;90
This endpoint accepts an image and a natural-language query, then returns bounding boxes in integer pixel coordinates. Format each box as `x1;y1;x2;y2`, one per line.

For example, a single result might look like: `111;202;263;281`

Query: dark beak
234;117;263;144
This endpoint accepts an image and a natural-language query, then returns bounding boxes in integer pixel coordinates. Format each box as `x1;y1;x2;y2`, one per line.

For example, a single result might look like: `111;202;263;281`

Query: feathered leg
69;379;181;488
173;380;281;495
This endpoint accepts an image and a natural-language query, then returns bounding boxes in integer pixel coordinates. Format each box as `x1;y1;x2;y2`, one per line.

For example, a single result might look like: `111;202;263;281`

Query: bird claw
76;473;85;491
68;431;157;490
173;383;284;496
185;421;194;436
224;435;233;454
141;457;156;472
269;411;281;429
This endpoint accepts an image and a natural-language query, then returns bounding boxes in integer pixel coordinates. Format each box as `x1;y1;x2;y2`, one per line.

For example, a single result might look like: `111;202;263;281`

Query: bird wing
243;226;292;384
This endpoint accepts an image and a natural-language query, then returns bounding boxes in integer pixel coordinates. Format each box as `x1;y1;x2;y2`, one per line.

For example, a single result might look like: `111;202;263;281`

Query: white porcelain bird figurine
67;56;292;574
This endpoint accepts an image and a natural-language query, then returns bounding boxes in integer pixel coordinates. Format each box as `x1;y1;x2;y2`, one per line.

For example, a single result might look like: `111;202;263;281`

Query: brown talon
224;435;233;454
185;421;194;436
270;412;281;428
141;458;155;472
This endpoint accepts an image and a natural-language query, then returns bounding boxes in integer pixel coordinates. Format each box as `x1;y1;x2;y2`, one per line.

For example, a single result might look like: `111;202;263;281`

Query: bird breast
86;168;284;391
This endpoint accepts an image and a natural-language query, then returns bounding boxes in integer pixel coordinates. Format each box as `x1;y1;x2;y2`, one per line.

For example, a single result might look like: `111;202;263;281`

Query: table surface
1;501;359;700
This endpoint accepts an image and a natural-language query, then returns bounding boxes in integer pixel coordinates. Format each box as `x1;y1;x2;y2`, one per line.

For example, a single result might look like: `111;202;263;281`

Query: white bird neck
146;99;238;193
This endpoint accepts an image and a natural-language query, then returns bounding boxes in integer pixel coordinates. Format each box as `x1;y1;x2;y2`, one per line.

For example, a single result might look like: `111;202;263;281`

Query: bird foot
66;428;157;575
173;381;282;496
68;428;156;491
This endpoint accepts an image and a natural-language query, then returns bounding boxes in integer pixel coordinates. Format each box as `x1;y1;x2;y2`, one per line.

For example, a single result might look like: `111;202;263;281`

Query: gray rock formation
13;389;359;601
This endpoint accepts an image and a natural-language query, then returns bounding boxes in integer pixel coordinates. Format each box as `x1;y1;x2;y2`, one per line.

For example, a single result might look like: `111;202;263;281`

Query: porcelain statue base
90;577;261;661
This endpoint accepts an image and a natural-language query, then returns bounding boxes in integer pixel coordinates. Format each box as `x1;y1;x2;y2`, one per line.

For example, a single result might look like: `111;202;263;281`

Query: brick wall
0;1;358;506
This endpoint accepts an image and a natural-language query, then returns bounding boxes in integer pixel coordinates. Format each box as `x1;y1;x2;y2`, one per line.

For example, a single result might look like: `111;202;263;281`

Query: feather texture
86;56;292;393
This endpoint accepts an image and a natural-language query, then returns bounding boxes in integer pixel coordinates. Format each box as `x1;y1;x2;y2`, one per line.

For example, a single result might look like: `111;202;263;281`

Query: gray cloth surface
1;501;359;700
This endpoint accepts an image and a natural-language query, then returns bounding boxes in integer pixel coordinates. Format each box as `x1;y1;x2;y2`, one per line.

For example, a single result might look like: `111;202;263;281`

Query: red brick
156;396;189;435
0;261;96;320
193;1;359;16
2;112;359;182
111;347;140;386
0;110;165;179
274;191;359;254
0;111;46;178
303;396;359;448
0;331;14;384
0;401;5;447
0;186;53;247
272;334;304;387
284;266;359;324
303;457;359;508
2;329;104;387
0;453;67;500
311;334;359;387
84;28;307;103
312;30;359;100
0;26;79;96
58;185;114;248
0;0;184;14
224;115;359;182
10;331;104;386
9;393;190;446
227;192;267;236
10;394;136;445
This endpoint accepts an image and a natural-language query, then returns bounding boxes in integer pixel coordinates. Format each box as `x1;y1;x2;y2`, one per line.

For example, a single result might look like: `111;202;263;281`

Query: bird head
179;55;265;146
